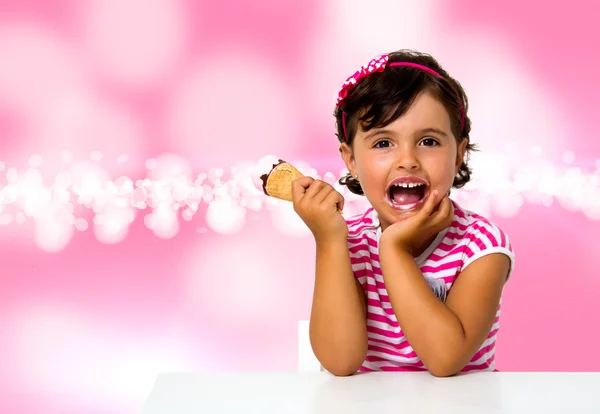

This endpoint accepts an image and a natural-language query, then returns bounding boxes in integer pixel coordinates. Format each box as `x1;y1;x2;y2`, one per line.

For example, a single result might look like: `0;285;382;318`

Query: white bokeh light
0;150;598;250
147;153;192;182
34;206;74;253
94;205;135;244
270;202;310;237
206;196;246;235
562;151;575;164
80;0;187;87
145;203;180;239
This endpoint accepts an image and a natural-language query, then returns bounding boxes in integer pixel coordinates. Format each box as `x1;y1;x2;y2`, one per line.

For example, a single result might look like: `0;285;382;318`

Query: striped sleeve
460;214;515;282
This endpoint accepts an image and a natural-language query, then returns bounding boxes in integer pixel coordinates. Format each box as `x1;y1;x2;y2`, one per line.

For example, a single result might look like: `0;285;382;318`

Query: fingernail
433;190;439;196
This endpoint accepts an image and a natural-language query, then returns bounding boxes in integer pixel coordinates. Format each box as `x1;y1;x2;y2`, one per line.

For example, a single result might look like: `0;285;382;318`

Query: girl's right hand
291;177;347;242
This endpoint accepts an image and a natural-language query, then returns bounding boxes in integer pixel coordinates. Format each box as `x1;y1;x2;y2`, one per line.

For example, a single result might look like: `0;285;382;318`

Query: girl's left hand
379;190;454;255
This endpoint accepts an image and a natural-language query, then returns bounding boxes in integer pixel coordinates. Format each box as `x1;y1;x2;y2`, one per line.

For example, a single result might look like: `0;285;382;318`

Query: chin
375;203;420;228
389;207;420;222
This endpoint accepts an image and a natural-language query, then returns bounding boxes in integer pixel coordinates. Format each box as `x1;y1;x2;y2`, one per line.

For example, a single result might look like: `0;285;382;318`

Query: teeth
393;182;424;188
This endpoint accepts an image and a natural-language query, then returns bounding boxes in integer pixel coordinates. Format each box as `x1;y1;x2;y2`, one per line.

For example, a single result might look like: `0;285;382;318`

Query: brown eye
420;137;439;147
374;139;392;148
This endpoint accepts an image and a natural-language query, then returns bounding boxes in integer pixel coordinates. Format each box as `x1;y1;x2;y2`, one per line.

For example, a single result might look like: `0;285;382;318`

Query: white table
141;371;600;413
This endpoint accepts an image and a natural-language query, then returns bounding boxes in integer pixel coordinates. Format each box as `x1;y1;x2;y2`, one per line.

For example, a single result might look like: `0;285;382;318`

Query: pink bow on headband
335;55;389;106
335;53;465;139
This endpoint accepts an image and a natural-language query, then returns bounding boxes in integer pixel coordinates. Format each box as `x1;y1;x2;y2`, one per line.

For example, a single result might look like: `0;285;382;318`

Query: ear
339;143;356;178
455;138;468;174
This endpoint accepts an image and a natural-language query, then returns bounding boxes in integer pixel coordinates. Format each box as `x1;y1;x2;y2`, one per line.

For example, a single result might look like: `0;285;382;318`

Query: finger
429;196;454;228
312;183;334;205
324;189;345;213
303;179;326;200
419;189;440;219
291;177;314;203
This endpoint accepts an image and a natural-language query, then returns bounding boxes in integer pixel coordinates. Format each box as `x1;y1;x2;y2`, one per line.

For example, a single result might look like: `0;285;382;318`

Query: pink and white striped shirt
346;200;515;373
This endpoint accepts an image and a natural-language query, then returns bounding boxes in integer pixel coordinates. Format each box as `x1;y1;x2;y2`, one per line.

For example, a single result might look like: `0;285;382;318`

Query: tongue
390;186;422;205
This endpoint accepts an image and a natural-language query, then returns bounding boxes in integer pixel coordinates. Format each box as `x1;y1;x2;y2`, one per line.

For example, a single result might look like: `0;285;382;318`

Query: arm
290;177;367;376
310;236;368;376
379;246;510;377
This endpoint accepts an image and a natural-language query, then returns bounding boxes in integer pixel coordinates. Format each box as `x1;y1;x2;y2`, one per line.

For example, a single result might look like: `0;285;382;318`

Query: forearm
379;247;468;376
310;236;367;375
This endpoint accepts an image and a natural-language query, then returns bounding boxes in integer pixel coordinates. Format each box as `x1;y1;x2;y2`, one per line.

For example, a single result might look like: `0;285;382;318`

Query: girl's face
341;91;467;231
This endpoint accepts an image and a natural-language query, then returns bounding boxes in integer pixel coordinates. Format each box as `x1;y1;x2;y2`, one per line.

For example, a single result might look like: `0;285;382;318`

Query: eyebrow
417;128;449;138
363;128;395;141
363;127;449;141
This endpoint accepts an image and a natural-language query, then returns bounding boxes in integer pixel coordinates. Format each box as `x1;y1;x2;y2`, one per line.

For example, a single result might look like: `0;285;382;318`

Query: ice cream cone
260;159;343;214
261;161;303;202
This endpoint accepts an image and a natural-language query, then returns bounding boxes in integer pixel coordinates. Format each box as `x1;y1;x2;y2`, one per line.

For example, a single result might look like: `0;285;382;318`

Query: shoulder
451;201;515;278
452;202;512;251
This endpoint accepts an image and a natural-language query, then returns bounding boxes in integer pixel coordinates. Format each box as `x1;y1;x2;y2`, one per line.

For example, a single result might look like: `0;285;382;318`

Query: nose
395;146;420;171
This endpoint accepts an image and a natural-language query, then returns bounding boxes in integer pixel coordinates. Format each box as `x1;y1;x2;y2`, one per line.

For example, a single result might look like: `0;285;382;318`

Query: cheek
426;154;457;186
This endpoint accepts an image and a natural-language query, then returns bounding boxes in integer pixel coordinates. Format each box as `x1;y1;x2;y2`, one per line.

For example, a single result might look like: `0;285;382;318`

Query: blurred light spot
451;36;565;157
542;196;554;207
270;203;310;237
80;0;187;87
145;158;157;170
0;161;4;171
166;52;301;166
130;188;148;209
6;167;18;184
562;150;575;164
90;151;103;162
61;150;73;163
0;214;13;225
117;154;128;164
252;155;280;193
147;153;191;181
29;154;43;168
74;218;89;231
0;24;86;115
94;205;135;244
15;212;26;224
332;0;434;54
207;168;224;184
0;149;598;252
323;172;337;186
145;204;179;239
34;207;74;252
492;191;524;218
206;197;246;235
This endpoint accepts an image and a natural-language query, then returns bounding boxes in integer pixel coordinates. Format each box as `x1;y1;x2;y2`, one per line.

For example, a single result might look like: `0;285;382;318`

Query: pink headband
335;54;465;140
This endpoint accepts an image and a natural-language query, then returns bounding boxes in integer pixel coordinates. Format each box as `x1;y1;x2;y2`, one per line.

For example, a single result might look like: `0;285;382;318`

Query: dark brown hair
335;49;476;195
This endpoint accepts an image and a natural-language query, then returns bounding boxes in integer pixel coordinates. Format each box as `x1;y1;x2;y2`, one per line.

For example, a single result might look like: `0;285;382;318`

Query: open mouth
386;177;429;211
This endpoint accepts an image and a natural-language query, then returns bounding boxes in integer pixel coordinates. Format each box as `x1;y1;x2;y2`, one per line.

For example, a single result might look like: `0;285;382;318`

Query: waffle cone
263;162;304;202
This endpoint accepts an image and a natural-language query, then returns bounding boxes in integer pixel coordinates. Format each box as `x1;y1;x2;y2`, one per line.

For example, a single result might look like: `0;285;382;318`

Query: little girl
292;49;515;377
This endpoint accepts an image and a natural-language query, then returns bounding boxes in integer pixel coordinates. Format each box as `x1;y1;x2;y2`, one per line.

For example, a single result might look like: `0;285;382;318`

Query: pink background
1;0;599;413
